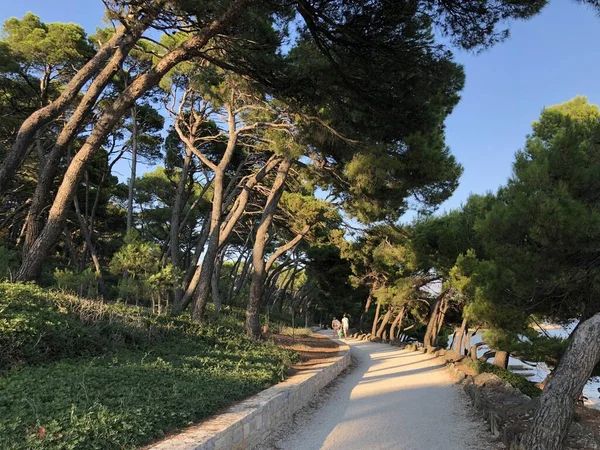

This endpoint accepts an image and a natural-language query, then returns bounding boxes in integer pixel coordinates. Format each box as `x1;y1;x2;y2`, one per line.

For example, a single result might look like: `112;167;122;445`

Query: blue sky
2;1;600;216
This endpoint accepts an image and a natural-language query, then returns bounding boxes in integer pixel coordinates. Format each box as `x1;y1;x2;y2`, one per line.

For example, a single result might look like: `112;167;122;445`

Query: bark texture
519;312;600;450
493;350;509;369
23;24;143;254
376;308;392;338
423;292;448;348
246;158;292;338
371;299;381;336
389;306;406;340
454;317;468;355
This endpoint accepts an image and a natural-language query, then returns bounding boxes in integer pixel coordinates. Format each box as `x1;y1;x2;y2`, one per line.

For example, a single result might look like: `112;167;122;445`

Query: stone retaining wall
148;341;351;450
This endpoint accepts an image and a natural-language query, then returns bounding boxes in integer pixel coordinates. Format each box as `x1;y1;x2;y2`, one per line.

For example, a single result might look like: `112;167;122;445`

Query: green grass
0;283;297;449
466;360;542;398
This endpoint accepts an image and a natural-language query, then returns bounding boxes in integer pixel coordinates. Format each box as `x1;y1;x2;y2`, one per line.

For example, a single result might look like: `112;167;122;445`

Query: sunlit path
268;335;501;450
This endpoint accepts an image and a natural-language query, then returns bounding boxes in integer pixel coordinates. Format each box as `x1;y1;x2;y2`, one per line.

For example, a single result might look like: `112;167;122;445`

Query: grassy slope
0;283;297;449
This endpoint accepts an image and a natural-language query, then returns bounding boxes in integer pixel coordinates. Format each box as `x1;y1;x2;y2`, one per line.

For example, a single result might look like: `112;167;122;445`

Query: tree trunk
212;266;222;313
127;107;138;233
519;312;600;450
246;158;292;338
0;25;135;193
15;0;254;282
218;156;281;245
376;308;392;338
235;256;252;298
424;292;446;348
358;292;373;332
22;29;139;254
170;144;193;266
181;99;240;321
389;306;406;341
493;350;509;369
455;317;468;354
371;299;381;336
172;212;211;312
73;196;106;298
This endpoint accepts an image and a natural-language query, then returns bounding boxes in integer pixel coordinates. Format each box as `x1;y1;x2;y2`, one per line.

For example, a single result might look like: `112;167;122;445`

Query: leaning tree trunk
423;291;446;348
371;298;382;336
190;127;239;320
376;308;393;338
493;350;509;369
22;28;141;255
0;25;134;193
14;0;254;282
389;306;406;341
246;158;292;338
519;312;600;450
455;317;468;354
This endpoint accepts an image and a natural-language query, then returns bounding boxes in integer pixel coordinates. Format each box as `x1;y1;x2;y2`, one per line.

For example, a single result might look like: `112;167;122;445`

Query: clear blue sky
2;1;600;215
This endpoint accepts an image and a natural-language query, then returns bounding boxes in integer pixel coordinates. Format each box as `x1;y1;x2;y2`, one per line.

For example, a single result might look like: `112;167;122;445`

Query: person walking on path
342;314;349;339
331;317;341;338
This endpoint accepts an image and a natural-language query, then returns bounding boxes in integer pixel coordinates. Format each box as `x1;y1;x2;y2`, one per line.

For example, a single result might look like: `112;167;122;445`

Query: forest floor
575;405;600;443
266;334;501;450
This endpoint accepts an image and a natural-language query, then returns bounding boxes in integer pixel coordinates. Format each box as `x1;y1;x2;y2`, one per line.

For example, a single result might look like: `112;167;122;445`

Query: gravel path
267;335;502;450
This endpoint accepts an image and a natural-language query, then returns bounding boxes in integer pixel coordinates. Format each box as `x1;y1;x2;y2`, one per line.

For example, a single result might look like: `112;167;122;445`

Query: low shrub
466;360;542;398
54;268;99;298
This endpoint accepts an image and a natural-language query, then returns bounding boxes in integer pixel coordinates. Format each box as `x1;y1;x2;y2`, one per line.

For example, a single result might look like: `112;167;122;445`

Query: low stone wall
148;341;351;450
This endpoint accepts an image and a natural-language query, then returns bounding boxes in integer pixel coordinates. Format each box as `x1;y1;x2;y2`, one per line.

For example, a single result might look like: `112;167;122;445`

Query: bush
466;360;542;398
54;267;99;298
0;282;297;449
0;283;147;369
0;245;20;280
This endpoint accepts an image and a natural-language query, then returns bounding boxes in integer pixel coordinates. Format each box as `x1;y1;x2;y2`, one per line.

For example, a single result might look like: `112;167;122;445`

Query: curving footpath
267;334;502;450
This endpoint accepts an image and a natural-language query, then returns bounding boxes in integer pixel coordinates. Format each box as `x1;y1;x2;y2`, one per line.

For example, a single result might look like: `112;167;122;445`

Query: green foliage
512;334;570;367
2;12;92;70
0;283;297;449
0;246;19;280
466;360;542;398
0;283;146;369
53;268;98;298
478;97;600;321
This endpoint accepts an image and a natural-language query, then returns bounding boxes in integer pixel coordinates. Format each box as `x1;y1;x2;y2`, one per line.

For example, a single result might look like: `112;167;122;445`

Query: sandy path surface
267;335;502;450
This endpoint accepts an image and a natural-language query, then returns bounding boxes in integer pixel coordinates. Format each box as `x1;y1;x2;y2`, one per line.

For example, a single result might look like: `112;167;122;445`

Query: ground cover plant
0;283;297;449
466;360;542;398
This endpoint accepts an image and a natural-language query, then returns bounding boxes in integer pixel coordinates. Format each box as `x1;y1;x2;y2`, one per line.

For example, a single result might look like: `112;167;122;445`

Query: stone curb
148;338;351;450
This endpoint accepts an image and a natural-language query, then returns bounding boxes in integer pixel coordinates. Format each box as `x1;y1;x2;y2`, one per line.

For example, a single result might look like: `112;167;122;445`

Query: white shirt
342;317;349;329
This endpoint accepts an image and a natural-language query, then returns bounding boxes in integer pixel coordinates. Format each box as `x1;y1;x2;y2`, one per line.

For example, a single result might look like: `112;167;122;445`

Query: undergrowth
466;360;542;398
0;282;297;449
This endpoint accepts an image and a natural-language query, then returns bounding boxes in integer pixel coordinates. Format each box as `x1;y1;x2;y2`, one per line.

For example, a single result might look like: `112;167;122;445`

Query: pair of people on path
332;314;349;339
